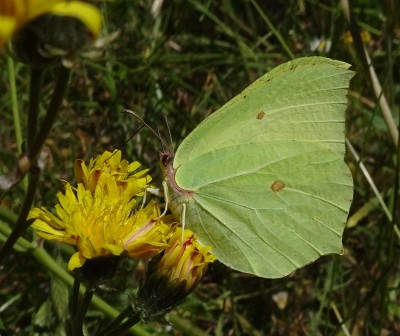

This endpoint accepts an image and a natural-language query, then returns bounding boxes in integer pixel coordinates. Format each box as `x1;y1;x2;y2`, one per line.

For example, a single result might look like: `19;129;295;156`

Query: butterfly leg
141;183;169;220
139;187;148;210
158;181;169;218
181;202;187;242
140;186;161;210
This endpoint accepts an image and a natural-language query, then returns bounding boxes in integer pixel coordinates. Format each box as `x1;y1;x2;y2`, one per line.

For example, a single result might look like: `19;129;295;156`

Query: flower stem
101;306;141;336
72;283;95;336
0;65;70;264
7;55;23;155
28;65;71;162
70;278;81;320
113;310;141;334
27;67;44;146
97;305;134;335
7;55;28;194
0;166;40;263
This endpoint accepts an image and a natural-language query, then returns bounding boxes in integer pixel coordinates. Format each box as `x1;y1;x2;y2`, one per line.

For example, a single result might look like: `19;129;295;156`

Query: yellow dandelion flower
0;0;102;48
30;181;172;271
74;149;151;196
29;152;173;272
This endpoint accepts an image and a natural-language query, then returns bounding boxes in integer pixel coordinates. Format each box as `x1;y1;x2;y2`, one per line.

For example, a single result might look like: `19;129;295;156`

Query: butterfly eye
160;152;174;167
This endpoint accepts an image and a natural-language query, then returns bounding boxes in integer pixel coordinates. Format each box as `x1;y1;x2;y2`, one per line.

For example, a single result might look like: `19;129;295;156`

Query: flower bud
136;228;216;319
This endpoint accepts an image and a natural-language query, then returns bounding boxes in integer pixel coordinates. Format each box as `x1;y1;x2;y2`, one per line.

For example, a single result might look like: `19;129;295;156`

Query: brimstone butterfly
161;57;354;278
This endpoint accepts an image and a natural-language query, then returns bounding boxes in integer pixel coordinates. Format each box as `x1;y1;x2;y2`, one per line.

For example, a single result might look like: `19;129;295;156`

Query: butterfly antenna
124;124;145;144
123;109;169;149
104;150;118;162
163;113;175;153
97;122;146;166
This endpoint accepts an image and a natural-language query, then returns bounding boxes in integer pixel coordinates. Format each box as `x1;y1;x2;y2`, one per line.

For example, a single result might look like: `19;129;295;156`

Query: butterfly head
160;150;177;185
160;150;174;168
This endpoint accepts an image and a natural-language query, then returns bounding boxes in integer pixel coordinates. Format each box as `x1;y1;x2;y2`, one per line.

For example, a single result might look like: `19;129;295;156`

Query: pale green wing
174;141;352;278
168;57;354;278
173;57;353;167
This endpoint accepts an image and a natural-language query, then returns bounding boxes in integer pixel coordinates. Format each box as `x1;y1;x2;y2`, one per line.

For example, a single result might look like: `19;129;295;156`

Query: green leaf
33;300;54;328
51;269;69;323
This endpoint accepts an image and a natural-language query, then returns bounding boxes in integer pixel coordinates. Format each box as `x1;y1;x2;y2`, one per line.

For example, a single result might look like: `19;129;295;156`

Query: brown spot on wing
271;180;286;192
256;111;265;120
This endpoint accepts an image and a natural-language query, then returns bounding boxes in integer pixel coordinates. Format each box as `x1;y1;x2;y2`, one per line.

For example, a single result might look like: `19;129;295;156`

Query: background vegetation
1;0;399;335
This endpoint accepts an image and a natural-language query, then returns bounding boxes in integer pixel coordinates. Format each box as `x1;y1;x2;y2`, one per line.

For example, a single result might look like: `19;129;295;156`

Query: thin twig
331;302;351;336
